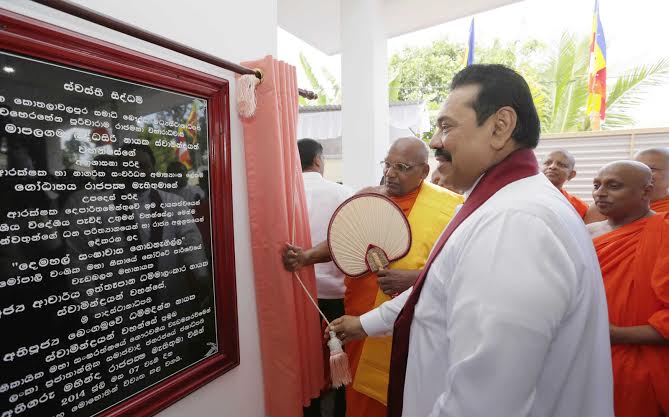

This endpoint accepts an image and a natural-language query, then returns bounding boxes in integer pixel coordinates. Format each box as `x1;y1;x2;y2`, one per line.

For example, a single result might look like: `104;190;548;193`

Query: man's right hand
283;243;307;272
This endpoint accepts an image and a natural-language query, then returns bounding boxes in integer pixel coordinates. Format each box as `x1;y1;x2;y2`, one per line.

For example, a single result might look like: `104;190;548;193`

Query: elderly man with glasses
283;136;463;417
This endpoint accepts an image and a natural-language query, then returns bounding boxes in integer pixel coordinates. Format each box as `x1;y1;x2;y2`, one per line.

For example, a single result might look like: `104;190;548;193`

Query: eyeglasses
380;160;423;173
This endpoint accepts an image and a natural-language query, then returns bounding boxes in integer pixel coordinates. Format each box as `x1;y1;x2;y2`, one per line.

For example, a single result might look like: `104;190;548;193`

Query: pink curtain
240;56;324;417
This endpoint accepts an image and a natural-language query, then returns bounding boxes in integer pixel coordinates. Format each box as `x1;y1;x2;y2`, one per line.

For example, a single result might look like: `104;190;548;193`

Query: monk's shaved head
548;149;575;170
389;136;429;164
383;137;430;197
633;147;669;201
542;149;577;189
592;160;653;225
634;147;669;160
599;160;652;186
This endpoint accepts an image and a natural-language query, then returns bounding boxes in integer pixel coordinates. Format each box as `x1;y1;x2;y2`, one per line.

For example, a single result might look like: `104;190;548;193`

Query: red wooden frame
0;8;239;417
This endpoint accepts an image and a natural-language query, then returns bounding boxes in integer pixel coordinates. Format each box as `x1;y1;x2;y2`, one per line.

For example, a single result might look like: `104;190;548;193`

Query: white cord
290;173;331;327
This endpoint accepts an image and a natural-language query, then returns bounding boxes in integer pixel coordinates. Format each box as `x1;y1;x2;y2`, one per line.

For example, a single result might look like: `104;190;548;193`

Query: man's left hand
376;268;421;295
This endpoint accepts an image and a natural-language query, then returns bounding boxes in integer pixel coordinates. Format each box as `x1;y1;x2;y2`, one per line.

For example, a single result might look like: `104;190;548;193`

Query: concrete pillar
340;0;388;190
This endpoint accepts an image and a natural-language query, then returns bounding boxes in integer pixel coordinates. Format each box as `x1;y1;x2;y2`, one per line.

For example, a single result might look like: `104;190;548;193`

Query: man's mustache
434;149;452;162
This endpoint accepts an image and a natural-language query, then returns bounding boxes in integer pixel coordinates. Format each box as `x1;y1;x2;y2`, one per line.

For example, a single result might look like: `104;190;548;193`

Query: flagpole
590;113;601;131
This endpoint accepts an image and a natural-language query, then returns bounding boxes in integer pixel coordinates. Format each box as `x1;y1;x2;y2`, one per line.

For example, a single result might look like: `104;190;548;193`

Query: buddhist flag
463;18;475;67
175;101;198;169
586;0;606;121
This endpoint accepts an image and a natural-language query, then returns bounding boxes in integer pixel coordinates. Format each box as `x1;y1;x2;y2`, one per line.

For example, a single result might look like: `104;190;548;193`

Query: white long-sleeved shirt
361;173;613;417
302;172;353;299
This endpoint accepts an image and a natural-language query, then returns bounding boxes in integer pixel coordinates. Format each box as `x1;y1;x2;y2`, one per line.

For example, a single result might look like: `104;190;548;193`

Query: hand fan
328;193;412;277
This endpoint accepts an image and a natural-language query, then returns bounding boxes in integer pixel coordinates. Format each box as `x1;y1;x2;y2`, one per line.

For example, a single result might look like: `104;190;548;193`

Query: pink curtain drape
240;56;324;417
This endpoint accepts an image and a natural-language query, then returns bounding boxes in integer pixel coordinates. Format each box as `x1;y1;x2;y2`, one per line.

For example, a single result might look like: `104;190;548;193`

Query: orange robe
561;188;588;219
594;213;669;417
651;195;669;213
343;188;419;417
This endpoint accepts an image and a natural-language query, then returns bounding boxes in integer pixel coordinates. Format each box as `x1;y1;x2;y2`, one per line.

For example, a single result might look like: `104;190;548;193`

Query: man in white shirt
328;64;614;417
298;138;352;417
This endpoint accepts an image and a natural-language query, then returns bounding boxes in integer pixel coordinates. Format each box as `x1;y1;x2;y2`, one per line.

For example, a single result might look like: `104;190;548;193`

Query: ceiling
278;0;523;55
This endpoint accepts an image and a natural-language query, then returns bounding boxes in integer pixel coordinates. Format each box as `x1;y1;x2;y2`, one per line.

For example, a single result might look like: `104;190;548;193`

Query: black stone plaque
0;51;219;417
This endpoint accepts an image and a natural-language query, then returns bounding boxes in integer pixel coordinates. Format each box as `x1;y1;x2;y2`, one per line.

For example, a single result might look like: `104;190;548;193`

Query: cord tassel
328;331;352;388
236;73;260;118
290;170;352;388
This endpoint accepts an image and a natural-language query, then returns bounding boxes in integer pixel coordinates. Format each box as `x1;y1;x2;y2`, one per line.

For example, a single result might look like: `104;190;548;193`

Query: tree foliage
388;38;546;139
298;33;668;135
389;33;668;134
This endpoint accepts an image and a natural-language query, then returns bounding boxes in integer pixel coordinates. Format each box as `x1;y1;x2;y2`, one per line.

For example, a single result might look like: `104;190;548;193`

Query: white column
340;0;388;190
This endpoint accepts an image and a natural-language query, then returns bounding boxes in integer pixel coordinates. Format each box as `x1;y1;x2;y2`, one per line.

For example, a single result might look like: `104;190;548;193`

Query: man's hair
450;64;541;149
297;138;323;171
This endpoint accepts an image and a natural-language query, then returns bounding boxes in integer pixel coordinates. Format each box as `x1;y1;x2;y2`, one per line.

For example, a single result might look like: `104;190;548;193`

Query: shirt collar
302;171;322;180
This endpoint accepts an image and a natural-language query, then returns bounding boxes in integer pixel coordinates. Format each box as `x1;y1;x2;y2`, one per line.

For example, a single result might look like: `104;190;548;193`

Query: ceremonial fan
328;194;412;277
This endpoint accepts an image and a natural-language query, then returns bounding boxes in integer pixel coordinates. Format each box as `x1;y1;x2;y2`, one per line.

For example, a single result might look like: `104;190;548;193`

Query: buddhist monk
283;137;463;417
542;149;588;219
636;147;669;212
588;160;669;417
585;147;669;223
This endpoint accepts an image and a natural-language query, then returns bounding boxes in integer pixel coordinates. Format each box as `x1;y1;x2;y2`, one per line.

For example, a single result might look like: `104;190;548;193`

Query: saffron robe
561;188;588;219
594;212;669;417
343;182;462;417
651;195;669;212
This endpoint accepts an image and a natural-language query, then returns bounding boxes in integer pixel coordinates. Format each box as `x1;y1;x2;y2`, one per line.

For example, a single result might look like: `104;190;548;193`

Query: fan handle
365;245;390;272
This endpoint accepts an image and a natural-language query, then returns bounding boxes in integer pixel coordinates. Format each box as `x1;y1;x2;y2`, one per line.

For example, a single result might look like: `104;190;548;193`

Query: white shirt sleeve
429;211;575;417
359;288;411;336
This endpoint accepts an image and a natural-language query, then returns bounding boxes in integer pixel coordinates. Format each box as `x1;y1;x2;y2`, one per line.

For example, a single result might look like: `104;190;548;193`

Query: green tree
605;59;669;128
538;33;590;133
540;33;669;132
299;52;329;105
388;33;669;134
388;37;546;140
